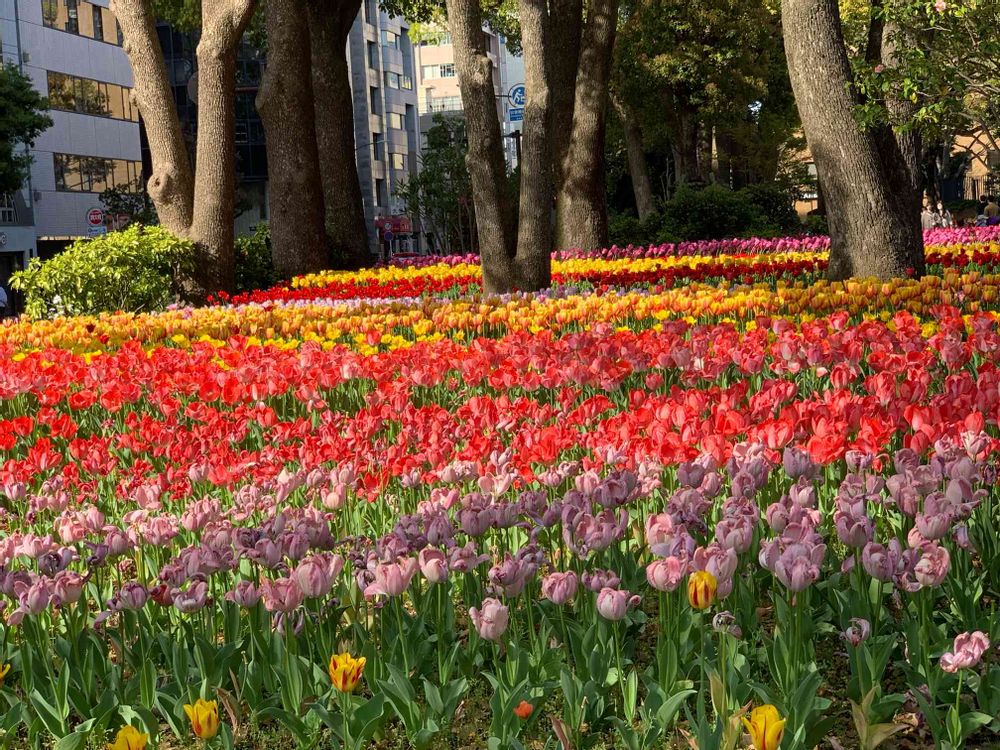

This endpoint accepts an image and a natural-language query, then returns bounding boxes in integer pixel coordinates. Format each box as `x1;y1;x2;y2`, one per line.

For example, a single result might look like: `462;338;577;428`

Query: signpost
87;208;107;237
508;84;525;107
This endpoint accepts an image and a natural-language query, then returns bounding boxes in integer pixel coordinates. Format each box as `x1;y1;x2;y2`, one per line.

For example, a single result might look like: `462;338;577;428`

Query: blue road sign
508;84;526;107
509;107;524;122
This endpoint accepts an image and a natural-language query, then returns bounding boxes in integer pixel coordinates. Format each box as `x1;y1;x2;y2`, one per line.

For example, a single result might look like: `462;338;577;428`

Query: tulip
646;557;686;592
940;631;990;672
469;598;509;641
183;698;220;740
418;547;449;584
595;587;640;621
0;663;9;685
107;725;148;750
841;618;871;647
743;704;786;750
363;558;419;598
329;652;366;692
687;570;717;609
514;700;533;719
541;571;578;605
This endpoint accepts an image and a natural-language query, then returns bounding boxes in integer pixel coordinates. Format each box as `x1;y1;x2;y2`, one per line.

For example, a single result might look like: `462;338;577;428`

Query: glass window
41;0;60;28
387;112;403;130
54;153;140;192
65;0;79;33
0;194;16;224
372;132;384;162
390;153;406;170
46;71;135;120
367;41;378;69
401;75;413;90
381;30;399;49
101;7;117;43
92;5;103;41
369;87;380;116
383;71;399;89
375;178;386;206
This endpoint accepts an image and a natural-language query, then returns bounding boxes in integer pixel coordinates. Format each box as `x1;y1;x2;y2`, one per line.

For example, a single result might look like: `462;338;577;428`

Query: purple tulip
226;581;261;608
418;548;449;584
173;581;209;614
260;577;305;613
363;558;419;598
595;587;641;621
841;618;871;647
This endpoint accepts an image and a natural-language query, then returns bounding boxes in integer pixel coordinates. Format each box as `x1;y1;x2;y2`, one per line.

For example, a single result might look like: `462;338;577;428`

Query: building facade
347;1;420;253
414;27;524;168
13;0;141;254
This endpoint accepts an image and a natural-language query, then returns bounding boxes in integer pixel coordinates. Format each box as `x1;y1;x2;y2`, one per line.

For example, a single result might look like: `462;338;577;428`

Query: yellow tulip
687;570;718;610
0;663;9;685
106;725;148;750
742;704;786;750
329;652;366;693
183;698;220;740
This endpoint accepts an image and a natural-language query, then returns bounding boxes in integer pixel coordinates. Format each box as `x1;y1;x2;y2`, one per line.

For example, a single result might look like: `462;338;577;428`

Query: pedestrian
936;201;953;228
986;195;1000;223
921;202;937;231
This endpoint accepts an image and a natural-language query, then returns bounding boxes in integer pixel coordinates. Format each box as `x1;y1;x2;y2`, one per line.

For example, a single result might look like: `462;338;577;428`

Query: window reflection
53;154;142;193
47;71;138;122
41;0;122;45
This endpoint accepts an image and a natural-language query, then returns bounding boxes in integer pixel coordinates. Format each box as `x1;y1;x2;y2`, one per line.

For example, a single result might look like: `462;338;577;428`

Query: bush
660;184;775;241
235;224;277;292
737;182;801;231
10;225;193;319
803;214;829;236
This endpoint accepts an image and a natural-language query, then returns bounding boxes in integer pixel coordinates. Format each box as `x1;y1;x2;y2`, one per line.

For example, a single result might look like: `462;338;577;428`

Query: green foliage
0;63;53;195
10;226;194;319
396;115;479;254
609;182;803;246
803;214;829;236
100;182;159;227
737;182;801;231
660;185;773;241
234;224;277;292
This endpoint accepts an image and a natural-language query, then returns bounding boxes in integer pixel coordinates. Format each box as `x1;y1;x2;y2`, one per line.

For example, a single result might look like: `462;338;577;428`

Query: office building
348;1;420;253
414;25;524;168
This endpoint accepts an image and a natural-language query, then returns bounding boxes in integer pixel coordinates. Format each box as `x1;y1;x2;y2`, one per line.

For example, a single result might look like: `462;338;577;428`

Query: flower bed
1;237;1000;749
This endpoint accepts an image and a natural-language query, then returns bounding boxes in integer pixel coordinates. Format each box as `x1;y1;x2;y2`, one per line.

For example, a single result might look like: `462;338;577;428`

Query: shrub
235;224;277;292
660;184;775;241
737;182;801;231
803;214;829;236
10;225;193;319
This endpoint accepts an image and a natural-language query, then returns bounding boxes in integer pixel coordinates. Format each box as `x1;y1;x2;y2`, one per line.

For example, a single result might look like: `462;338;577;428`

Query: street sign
383;231;395;242
508;84;525;107
0;232;7;247
87;225;108;237
509;108;524;122
87;207;105;227
382;220;393;231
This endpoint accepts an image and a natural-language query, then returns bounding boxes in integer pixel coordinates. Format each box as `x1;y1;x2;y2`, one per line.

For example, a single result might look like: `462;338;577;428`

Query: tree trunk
782;0;922;280
612;93;655;220
446;0;517;292
514;0;554;289
308;0;371;270
715;128;733;189
556;0;617;251
258;0;329;279
697;123;714;184
547;0;583;195
190;0;258;296
111;0;193;234
672;109;701;186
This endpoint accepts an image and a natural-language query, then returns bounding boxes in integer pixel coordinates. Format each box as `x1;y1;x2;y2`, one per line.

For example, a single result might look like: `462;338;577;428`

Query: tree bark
671;109;702;186
697;123;714;184
782;0;922;280
111;0;193;234
190;0;258;296
556;0;617;251
514;0;554;289
258;0;329;279
446;0;518;291
547;0;583;195
308;0;371;270
612;93;655;220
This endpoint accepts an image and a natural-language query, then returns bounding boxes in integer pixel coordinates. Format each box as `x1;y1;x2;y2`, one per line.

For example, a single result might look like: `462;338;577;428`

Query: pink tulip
260;577;304;613
595;587;641;621
646;557;686;592
469;598;509;641
940;631;989;672
541;571;578;605
418;548;449;584
841;618;871;647
364;558;419;598
913;544;950;588
173;581;209;613
293;554;342;598
226;581;261;608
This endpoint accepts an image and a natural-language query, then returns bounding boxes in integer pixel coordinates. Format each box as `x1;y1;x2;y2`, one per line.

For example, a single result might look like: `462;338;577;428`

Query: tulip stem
395;599;409;676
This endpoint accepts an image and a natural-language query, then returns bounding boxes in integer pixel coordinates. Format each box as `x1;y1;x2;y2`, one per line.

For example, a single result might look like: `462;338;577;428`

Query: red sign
375;215;413;234
87;208;105;227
